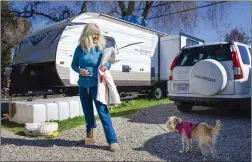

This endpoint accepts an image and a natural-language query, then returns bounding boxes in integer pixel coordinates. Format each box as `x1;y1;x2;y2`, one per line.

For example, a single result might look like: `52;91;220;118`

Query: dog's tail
211;120;220;136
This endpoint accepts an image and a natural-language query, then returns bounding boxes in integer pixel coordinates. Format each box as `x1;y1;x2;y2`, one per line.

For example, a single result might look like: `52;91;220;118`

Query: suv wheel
175;101;193;112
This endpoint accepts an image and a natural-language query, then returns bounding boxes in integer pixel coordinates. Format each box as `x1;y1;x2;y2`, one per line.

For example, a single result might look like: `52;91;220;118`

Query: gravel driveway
1;103;251;161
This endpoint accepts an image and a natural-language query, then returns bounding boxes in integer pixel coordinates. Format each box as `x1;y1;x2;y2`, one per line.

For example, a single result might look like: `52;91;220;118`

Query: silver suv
168;41;251;112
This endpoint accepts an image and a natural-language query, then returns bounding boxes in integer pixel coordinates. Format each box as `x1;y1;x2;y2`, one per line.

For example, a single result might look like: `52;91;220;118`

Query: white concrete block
78;99;98;116
69;100;80;118
9;102;22;124
23;103;33;123
8;96;100;124
16;102;29;124
79;99;84;116
32;104;47;123
57;101;70;120
46;103;59;121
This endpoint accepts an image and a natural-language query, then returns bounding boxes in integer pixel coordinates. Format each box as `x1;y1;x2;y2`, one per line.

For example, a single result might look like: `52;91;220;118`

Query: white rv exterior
56;13;162;87
11;12;204;99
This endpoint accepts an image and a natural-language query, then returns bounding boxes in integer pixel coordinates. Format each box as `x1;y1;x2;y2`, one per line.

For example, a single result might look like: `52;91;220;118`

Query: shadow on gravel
124;103;251;125
133;132;251;162
132;132;206;162
129;104;251;162
1;137;108;150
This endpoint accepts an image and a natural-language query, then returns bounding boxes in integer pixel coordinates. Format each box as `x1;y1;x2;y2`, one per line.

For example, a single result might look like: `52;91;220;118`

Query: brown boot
109;143;119;152
84;128;97;145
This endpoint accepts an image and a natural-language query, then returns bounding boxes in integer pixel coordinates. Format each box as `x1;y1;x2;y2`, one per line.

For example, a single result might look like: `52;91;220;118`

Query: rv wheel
152;86;163;100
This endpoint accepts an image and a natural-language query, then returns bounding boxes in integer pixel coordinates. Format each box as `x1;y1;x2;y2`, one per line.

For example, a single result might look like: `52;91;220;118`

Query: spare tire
189;59;227;96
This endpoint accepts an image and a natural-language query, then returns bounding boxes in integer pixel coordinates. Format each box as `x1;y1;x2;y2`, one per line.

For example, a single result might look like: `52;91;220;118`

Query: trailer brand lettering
194;74;216;82
29;31;57;46
135;48;151;55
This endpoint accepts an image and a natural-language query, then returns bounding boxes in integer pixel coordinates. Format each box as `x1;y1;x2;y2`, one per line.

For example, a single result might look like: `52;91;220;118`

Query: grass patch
50;116;85;132
109;98;170;117
1;98;171;136
1;119;24;135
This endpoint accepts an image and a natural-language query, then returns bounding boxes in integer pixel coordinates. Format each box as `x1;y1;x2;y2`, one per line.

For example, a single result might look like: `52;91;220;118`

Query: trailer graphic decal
118;42;144;50
28;31;57;46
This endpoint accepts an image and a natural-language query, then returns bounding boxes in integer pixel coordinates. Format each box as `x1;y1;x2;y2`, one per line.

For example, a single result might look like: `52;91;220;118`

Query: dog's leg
188;138;193;153
179;136;186;153
209;141;217;160
199;142;207;161
185;137;190;153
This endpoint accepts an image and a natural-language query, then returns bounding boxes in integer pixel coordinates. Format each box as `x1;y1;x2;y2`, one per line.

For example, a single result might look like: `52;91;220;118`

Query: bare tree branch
10;9;61;22
127;1;135;16
106;8;122;16
136;1;143;12
151;2;170;8
137;2;176;11
117;1;127;16
147;1;227;20
225;27;251;44
142;1;154;19
8;1;231;34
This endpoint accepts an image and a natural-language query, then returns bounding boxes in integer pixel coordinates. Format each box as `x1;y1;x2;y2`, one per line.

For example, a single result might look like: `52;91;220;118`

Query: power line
147;1;228;20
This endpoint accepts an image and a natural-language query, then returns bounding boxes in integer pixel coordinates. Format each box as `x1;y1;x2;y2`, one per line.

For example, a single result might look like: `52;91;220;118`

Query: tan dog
166;116;220;160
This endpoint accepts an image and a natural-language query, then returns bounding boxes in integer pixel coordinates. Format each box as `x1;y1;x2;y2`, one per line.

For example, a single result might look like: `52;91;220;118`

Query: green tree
1;1;30;70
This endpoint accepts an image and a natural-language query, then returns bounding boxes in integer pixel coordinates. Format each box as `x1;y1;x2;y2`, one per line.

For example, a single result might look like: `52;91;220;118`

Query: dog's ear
174;118;178;123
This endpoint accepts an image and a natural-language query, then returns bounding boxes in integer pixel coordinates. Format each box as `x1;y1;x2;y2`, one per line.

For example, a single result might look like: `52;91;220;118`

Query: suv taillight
169;55;179;80
231;45;243;79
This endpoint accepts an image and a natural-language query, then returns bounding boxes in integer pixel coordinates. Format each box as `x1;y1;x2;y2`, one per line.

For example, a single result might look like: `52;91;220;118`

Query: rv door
179;32;204;49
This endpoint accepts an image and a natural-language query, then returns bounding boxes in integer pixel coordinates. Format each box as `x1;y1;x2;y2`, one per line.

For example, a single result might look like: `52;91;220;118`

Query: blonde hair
79;23;106;52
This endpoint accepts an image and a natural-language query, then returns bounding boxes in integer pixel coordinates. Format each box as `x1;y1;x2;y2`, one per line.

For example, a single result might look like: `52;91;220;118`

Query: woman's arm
71;46;81;74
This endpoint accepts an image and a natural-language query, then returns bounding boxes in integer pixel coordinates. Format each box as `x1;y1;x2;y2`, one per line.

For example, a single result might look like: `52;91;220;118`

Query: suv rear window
237;45;250;65
175;44;231;66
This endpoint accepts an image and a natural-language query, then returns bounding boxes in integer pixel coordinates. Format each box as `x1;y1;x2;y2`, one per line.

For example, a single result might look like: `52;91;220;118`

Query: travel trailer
10;12;204;99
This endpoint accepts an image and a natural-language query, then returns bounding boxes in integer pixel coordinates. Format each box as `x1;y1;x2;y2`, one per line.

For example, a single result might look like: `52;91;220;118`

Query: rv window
237;45;250;65
175;44;231;66
105;36;115;48
249;48;251;55
186;38;199;46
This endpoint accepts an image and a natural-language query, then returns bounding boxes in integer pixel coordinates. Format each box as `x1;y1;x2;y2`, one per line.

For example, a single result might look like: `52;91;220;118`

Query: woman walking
71;23;118;152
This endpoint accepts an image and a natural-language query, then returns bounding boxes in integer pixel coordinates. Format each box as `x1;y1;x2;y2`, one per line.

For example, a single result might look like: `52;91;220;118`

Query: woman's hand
80;69;89;76
100;65;107;72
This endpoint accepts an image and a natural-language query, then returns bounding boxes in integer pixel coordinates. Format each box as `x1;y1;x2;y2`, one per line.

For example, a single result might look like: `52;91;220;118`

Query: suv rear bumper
168;95;251;104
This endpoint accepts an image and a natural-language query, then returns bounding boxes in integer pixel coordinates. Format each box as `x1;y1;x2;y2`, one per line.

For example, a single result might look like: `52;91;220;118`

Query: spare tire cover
189;59;227;96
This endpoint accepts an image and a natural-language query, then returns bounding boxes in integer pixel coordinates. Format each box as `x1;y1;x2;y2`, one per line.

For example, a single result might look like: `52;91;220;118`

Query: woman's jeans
79;86;118;144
